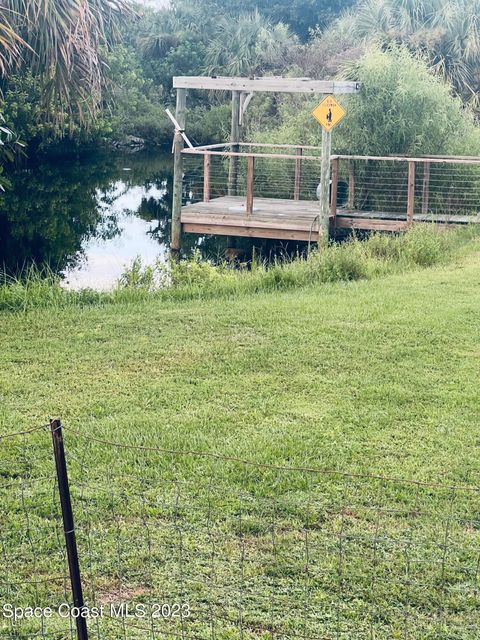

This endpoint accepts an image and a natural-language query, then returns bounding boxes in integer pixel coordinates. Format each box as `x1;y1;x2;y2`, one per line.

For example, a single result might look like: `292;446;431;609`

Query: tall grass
1;225;478;312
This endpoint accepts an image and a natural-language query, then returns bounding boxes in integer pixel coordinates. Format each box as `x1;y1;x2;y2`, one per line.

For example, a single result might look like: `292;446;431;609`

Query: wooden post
246;155;255;216
294;147;302;200
331;156;339;218
422;160;430;215
348;161;355;209
203;153;211;203
228;90;241;196
318;128;332;247
171;88;187;255
407;160;415;225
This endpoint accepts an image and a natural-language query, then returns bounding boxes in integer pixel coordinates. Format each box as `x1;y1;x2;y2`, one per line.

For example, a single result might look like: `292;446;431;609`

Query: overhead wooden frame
173;76;360;94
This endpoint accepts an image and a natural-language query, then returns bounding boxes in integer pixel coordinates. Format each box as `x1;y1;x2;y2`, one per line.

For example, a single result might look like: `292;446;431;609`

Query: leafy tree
351;0;480;111
129;5;209;94
254;47;480;156
103;45;169;144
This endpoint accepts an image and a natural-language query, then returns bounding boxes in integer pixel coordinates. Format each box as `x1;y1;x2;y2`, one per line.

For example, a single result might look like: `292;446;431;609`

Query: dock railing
183;143;324;215
182;144;480;226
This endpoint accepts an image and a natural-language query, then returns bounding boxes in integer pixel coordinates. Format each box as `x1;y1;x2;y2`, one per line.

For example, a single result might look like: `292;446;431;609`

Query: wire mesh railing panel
182;152;324;206
338;159;409;217
338;158;480;219
421;162;480;217
183;149;480;223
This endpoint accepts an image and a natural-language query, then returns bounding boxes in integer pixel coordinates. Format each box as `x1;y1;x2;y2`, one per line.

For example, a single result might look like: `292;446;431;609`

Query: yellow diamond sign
312;95;346;132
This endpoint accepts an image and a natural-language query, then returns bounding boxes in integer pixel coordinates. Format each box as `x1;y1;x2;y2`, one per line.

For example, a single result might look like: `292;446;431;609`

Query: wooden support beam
294;148;302;200
182;223;319;242
228;90;242;196
334;154;480;166
422;160;430;215
171;88;187;254
246;156;255;216
348;162;355;209
173;76;360;94
330;157;339;218
203;153;211;203
184;147;323;161
335;217;408;232
407;160;415;225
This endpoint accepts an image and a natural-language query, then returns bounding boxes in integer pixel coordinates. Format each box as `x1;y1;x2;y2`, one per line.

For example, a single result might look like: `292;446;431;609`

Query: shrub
253;47;480;158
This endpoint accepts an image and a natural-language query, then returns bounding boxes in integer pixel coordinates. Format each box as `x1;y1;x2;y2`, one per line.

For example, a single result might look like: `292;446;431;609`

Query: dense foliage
0;0;478;159
253;47;480;157
172;0;356;40
350;0;480;111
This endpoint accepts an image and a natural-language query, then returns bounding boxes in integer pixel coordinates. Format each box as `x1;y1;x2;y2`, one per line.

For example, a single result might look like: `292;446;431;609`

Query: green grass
1;229;480;639
1;224;479;312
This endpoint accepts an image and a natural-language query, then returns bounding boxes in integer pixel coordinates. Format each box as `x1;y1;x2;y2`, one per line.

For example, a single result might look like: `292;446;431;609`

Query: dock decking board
181;196;479;240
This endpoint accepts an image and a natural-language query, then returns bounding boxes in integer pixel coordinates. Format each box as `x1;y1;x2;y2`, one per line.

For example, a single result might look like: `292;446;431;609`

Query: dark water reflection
0;149;316;290
0;150;213;289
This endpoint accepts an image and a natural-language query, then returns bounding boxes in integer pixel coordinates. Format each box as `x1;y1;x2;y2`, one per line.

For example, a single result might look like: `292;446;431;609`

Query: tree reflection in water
0;150;179;285
0;149;310;288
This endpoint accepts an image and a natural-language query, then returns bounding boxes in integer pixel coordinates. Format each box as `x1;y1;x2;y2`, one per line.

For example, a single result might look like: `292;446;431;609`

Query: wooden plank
186;149;480;166
238;142;323;152
182;208;324;221
294;148;302;200
318;128;331;247
182;210;326;223
182;196;333;221
407;160;415;225
246;156;255;215
183;148;323;162
334;154;480;166
183;223;319;242
228;90;242;196
335;217;408;232
181;212;326;232
173;76;360;94
190;143;230;151
203;154;211;203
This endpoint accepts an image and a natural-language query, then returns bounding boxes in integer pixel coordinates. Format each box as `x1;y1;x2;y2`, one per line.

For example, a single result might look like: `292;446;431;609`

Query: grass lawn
1;239;480;639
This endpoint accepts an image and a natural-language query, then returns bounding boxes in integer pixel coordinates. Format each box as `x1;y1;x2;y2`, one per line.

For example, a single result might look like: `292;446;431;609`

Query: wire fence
1;422;480;639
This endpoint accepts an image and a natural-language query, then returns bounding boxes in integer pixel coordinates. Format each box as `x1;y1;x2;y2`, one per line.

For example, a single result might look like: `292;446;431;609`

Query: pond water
0;149;319;290
0;149;219;290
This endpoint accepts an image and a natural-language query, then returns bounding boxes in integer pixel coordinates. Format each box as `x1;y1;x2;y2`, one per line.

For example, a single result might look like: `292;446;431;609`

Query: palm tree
351;0;480;110
136;3;210;60
0;7;27;76
205;10;295;77
0;0;134;123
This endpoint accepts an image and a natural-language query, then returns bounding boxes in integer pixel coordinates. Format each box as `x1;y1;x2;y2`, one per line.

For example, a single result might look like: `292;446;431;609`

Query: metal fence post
50;419;89;640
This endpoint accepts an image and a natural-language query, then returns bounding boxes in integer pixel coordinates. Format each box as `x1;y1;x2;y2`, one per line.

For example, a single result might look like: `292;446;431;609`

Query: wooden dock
169;76;480;252
182;196;325;241
181;196;478;240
